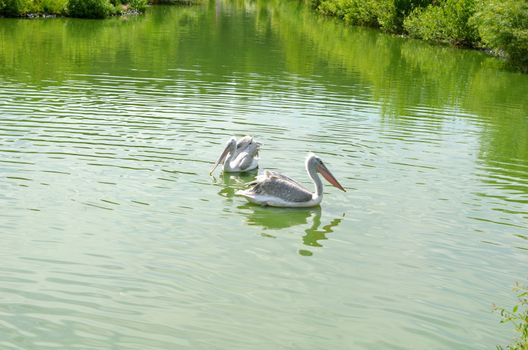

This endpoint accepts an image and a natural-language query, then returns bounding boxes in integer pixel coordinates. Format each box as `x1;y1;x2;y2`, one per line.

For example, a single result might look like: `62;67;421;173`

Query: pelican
210;136;260;174
236;153;345;207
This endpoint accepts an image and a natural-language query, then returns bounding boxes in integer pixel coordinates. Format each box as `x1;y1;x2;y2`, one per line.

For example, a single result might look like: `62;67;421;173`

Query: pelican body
210;136;260;174
236;153;345;207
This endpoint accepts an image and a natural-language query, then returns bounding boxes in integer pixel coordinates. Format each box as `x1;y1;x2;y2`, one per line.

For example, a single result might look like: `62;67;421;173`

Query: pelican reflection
238;205;344;254
239;204;321;230
302;212;343;248
212;170;258;199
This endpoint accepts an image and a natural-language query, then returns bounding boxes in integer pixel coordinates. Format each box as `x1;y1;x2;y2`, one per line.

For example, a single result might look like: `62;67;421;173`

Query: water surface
1;1;528;349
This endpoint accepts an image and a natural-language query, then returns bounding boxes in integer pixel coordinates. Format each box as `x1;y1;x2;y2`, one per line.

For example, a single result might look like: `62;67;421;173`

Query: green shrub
372;0;399;32
472;0;528;72
38;0;67;14
495;283;528;350
318;0;378;26
376;0;433;33
317;0;433;33
108;0;147;13
130;0;147;12
404;0;479;46
0;0;31;16
317;0;347;19
342;0;379;27
67;0;113;18
305;0;322;10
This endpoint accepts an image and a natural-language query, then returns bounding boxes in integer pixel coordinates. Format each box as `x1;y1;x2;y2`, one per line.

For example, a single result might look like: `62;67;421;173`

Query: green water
1;1;528;349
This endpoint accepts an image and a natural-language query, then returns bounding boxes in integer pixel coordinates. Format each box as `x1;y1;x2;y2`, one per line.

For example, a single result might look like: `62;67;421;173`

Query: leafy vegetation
472;0;528;73
129;0;147;12
39;0;67;14
316;0;432;32
404;0;479;47
495;284;528;350
0;0;156;18
67;0;113;18
0;0;31;16
317;0;379;27
313;0;528;72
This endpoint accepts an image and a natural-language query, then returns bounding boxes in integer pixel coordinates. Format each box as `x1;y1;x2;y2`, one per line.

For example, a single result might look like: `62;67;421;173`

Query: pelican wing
263;170;304;188
246;172;313;203
234;141;260;171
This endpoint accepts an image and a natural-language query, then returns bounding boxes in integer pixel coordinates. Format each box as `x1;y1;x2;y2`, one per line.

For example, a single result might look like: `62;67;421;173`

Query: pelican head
306;153;346;192
210;137;237;175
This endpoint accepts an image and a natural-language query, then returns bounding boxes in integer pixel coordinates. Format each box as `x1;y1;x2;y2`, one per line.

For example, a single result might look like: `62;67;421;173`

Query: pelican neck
306;158;323;198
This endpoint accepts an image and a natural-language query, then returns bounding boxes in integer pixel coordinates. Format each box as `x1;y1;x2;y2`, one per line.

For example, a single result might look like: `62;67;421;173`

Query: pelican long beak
210;144;231;175
317;163;346;192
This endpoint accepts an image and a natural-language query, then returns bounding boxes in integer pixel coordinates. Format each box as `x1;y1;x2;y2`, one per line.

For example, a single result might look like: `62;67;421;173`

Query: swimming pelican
210;136;260;174
236;153;345;207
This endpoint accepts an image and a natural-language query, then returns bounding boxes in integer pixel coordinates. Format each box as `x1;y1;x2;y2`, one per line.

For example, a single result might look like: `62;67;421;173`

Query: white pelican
236;153;345;207
210;136;260;174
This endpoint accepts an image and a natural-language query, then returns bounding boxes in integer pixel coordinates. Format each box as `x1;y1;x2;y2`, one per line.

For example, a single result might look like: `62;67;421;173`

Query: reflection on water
301;212;343;247
240;204;320;230
212;171;258;199
237;203;344;255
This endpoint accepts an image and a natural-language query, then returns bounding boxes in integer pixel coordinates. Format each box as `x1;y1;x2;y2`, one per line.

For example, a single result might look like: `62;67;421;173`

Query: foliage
130;0;147;12
314;0;527;73
0;0;67;15
0;0;147;17
317;0;378;27
404;0;479;47
0;0;31;16
0;0;195;17
316;0;433;33
38;0;67;14
304;0;322;10
148;0;196;4
495;283;528;350
376;0;433;33
67;0;113;18
472;0;528;73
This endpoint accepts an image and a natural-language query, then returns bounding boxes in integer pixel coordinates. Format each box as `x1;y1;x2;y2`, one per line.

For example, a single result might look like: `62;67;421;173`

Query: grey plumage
236;141;260;171
236;153;345;207
245;170;313;203
210;135;260;174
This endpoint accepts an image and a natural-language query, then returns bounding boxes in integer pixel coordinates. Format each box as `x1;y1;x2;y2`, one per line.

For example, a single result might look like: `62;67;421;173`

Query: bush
38;0;67;14
317;0;433;33
495;283;528;350
67;0;113;18
305;0;322;10
130;0;147;12
404;0;479;47
318;0;378;27
0;0;31;16
376;0;433;33
472;0;528;72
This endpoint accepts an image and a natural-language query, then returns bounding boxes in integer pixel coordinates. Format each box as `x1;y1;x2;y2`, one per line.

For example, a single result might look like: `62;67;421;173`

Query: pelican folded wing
250;174;313;203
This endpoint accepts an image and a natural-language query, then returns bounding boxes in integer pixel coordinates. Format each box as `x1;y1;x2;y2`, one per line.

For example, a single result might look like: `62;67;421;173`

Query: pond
1;1;527;349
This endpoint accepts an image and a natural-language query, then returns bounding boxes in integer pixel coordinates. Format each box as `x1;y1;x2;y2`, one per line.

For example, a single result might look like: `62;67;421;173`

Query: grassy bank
309;0;528;72
0;0;194;19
